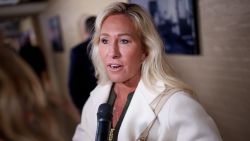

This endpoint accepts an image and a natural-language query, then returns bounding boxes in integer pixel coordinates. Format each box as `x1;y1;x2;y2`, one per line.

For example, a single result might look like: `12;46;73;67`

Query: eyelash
100;38;130;44
100;38;108;44
120;39;129;44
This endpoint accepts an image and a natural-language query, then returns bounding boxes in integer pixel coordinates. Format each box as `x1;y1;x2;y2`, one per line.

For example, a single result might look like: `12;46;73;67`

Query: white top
73;80;222;141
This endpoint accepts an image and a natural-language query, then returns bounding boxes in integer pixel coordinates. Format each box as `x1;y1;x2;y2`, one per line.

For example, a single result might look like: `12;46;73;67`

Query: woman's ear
141;53;146;61
141;43;148;61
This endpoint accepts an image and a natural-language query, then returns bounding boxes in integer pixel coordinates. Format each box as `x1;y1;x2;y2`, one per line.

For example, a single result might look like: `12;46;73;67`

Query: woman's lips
107;64;123;71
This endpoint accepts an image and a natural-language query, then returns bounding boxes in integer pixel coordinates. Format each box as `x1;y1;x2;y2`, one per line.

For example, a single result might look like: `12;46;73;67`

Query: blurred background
0;0;250;140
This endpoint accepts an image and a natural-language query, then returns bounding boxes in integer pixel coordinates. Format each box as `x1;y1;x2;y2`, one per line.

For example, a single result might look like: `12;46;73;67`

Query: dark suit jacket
68;39;97;113
19;44;46;80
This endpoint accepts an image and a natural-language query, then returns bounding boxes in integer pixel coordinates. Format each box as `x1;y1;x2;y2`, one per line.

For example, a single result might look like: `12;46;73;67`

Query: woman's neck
114;75;140;95
112;77;140;127
115;71;141;92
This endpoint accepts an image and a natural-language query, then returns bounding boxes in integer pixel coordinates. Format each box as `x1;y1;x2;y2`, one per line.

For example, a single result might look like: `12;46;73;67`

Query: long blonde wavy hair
91;2;193;94
0;47;64;141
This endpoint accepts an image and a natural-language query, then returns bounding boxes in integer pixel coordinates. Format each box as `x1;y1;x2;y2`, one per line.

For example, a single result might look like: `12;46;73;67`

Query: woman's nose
108;41;120;59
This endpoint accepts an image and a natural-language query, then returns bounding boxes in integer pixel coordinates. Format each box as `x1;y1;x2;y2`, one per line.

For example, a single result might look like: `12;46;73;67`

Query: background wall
38;0;250;140
167;0;250;141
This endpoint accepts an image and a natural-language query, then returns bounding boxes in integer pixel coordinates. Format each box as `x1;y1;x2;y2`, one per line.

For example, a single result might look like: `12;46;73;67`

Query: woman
0;47;78;141
73;2;222;141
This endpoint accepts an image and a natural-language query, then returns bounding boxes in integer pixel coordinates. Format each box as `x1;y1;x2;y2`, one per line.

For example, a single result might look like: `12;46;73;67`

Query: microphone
95;103;113;141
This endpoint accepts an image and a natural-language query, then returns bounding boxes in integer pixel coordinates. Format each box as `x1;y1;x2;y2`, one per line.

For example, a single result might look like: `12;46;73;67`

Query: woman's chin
108;75;126;83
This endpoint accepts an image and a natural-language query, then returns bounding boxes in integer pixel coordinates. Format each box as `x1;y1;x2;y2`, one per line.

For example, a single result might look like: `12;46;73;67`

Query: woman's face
99;14;146;84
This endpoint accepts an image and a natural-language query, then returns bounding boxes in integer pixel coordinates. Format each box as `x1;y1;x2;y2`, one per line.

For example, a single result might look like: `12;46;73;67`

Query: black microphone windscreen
95;103;113;141
97;103;112;121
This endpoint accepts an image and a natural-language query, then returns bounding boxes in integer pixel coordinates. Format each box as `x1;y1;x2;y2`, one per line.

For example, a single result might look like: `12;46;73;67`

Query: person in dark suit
19;36;47;81
68;16;97;113
19;34;48;91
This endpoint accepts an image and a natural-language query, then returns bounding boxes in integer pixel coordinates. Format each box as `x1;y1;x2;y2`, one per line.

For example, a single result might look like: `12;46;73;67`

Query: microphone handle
95;119;111;141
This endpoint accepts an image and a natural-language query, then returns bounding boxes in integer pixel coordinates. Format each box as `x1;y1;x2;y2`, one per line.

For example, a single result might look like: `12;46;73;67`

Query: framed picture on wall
48;16;64;52
129;0;199;55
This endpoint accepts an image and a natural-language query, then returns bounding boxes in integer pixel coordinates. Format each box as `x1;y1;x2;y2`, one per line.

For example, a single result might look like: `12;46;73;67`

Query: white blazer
73;80;222;141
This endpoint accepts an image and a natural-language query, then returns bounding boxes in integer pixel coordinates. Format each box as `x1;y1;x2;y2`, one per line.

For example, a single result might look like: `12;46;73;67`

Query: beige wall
38;0;250;140
167;0;250;141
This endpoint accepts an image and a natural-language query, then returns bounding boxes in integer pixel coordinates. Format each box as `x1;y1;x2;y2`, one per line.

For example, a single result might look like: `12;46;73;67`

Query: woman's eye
121;39;128;44
100;38;108;44
120;39;129;44
121;39;129;44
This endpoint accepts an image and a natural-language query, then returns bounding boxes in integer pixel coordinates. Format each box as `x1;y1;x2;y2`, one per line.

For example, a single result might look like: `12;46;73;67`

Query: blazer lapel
93;82;113;105
118;80;165;140
90;82;113;134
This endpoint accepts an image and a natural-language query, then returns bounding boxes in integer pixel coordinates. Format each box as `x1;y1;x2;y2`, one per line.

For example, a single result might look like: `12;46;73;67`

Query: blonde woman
73;2;222;141
0;47;78;141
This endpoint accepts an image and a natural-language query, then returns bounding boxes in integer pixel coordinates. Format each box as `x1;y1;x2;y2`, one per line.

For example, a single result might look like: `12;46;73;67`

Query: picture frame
129;0;199;55
48;16;64;52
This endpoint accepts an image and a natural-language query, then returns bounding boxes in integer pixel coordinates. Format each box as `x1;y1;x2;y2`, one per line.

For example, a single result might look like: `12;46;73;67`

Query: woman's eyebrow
100;33;132;36
100;33;109;36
